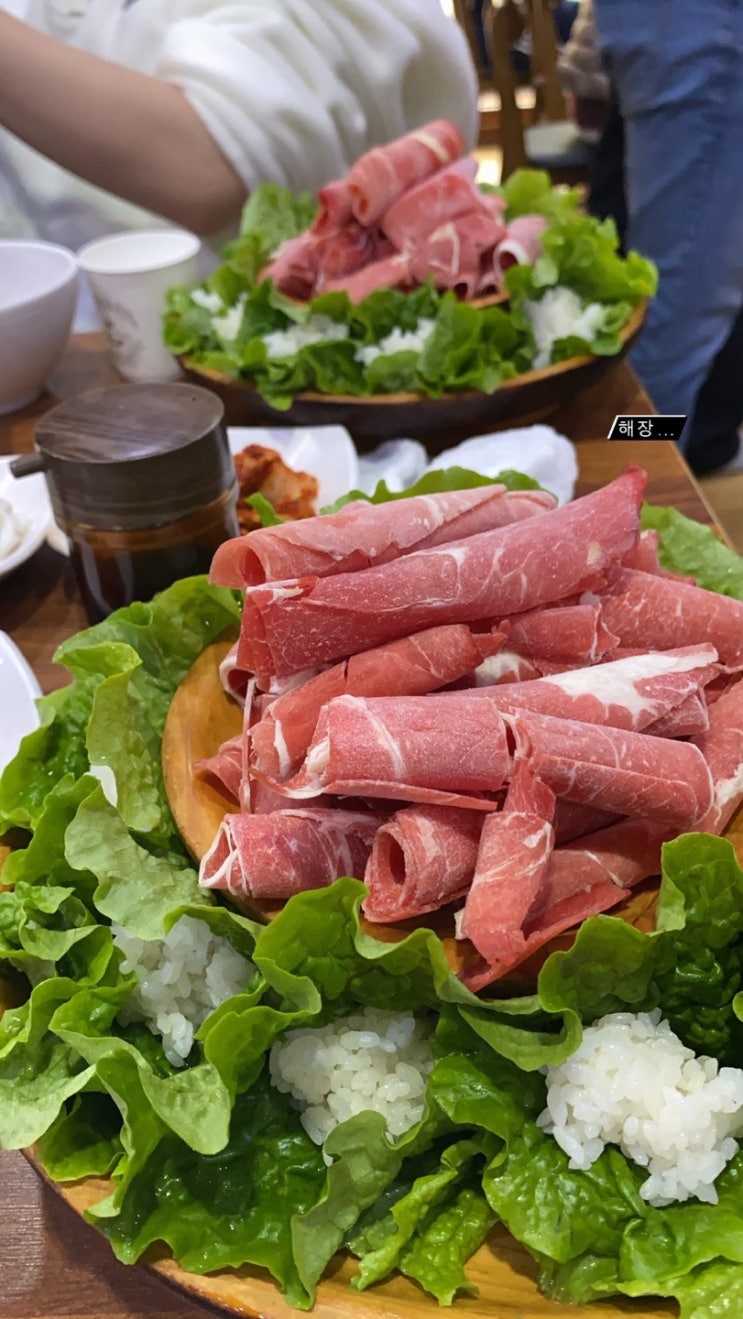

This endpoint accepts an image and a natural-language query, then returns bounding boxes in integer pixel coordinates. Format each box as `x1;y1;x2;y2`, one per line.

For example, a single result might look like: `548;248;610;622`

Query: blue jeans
594;0;743;455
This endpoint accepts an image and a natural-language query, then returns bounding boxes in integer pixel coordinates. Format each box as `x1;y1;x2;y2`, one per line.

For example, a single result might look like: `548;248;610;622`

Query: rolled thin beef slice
469;649;544;686
219;642;252;706
471;675;743;984
363;805;484;923
692;678;743;833
349;120;465;226
381;163;496;250
553;801;622;846
456;760;556;964
599;568;743;668
462;644;719;731
321;252;411;301
261;232;319;300
461;816;672;990
500;603;618;664
261;692;510;809
643;691;710;739
408;212;506;295
313;219;379;289
210;484;554;590
250;623;501;780
199;808;386;901
621;529;696;583
237;467;646;679
493;214;547;274
509;709;713;830
194;733;243;804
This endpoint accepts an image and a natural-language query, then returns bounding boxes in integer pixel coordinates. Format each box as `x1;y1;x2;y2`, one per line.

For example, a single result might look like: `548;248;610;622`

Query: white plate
0;456;53;580
227;425;359;510
0;632;41;774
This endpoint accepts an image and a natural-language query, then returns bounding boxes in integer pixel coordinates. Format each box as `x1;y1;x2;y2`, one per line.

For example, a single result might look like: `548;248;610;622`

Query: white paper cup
77;229;201;382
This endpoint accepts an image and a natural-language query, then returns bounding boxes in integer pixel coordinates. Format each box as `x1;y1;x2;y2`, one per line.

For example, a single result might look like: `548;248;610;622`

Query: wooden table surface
0;336;718;1319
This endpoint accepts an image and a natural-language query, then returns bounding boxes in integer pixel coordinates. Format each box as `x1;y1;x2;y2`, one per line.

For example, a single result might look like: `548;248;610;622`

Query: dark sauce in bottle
67;490;239;622
25;382;239;621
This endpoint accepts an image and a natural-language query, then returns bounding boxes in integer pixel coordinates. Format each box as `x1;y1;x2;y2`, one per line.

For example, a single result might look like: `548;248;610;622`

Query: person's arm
0;13;247;235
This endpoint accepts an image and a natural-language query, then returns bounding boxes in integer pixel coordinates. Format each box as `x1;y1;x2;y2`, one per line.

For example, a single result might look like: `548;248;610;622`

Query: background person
0;0;478;251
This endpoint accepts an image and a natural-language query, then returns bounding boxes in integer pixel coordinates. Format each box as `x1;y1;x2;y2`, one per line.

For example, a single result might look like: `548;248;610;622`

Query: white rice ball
270;1008;434;1157
263;315;349;359
538;1009;743;1206
112;915;254;1067
355;318;436;367
525;287;606;369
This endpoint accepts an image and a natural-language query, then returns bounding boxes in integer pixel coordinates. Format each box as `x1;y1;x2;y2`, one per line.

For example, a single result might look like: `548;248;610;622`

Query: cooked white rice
263;315;350;359
0;497;28;561
355;318;436;367
112;915;253;1067
538;1009;743;1206
269;1008;434;1154
212;295;247;344
525;287;606;369
190;288;223;314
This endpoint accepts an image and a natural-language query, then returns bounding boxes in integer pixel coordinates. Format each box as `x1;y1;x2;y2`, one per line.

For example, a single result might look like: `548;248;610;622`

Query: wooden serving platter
179;303;647;450
23;1156;678;1319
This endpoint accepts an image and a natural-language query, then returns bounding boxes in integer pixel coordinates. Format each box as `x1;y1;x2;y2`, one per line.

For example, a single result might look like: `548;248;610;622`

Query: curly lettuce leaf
349;1136;493;1299
322;464;541;514
500;169;583;223
37;1092;123;1181
0;976;98;1148
505;210;657;308
0;577;239;838
642;503;743;598
99;1072;327;1309
64;789;209;940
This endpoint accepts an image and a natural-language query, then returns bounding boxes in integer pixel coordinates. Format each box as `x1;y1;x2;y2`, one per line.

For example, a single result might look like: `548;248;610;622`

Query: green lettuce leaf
0;577;239;838
642;503;743;598
64;789;209;939
99;1071;327;1309
37;1091;123;1181
322;465;541;514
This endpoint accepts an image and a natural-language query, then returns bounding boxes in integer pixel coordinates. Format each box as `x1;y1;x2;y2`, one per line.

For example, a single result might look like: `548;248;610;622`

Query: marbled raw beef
250;624;501;779
363;805;484;922
199;808;386;900
210;485;554;589
237;468;645;680
599;568;743;667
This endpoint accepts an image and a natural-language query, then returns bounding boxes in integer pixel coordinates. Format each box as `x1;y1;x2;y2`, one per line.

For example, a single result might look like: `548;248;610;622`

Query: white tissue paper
356;439;428;495
424;426;578;505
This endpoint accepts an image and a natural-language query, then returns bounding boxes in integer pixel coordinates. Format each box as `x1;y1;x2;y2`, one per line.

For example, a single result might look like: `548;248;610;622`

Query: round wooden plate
12;627;743;1319
178;302;647;453
20;1153;679;1319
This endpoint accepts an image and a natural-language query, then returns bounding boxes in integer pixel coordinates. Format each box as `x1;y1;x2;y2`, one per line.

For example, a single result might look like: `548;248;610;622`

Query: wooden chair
451;0;491;89
485;0;594;183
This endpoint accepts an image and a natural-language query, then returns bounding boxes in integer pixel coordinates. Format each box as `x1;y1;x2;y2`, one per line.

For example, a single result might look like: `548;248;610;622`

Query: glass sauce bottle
23;382;239;622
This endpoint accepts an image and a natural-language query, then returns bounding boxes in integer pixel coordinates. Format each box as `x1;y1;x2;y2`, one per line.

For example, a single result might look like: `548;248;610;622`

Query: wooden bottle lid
27;383;235;530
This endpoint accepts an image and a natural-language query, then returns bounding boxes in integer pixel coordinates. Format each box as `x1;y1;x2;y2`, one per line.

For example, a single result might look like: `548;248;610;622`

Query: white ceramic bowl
0;455;53;581
0;632;41;774
0;241;79;415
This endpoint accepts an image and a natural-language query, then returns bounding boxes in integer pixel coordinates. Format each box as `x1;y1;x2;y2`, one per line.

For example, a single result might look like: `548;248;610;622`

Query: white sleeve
155;0;478;193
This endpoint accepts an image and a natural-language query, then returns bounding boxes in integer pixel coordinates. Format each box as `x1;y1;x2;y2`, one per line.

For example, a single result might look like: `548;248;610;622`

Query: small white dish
0;632;42;774
227;425;359;510
0;456;53;580
0;240;79;415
